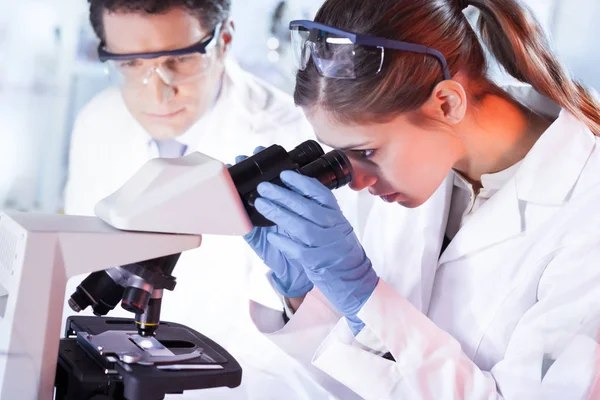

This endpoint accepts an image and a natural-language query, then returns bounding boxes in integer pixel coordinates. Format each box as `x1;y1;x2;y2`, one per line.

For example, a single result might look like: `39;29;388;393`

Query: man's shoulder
223;60;304;126
75;87;132;129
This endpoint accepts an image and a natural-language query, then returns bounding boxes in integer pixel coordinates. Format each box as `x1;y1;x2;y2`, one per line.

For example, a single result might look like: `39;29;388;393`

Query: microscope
0;140;352;400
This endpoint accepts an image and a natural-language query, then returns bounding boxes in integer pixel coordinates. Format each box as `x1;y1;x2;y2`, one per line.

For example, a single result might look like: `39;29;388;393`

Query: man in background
62;1;335;398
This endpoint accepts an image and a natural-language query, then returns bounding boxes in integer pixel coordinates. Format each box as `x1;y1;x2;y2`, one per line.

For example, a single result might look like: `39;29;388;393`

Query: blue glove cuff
341;269;380;317
270;273;314;298
345;315;366;336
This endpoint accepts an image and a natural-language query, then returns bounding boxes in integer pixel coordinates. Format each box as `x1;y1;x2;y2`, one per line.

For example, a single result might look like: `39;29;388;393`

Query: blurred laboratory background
0;0;598;213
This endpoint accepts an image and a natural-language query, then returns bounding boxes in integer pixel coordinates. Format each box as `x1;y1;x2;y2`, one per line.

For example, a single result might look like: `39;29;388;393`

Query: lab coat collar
502;84;596;205
515;110;595;205
438;177;521;264
439;89;595;264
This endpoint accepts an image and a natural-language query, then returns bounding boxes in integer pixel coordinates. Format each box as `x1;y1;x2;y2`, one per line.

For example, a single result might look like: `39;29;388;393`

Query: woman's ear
420;80;468;125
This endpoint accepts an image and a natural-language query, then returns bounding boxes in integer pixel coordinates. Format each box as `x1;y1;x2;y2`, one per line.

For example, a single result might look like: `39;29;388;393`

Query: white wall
230;0;323;92
0;1;68;211
550;0;600;90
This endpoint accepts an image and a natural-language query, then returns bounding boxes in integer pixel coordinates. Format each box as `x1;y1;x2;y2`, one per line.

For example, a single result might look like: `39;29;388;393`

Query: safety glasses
97;24;222;87
289;20;451;80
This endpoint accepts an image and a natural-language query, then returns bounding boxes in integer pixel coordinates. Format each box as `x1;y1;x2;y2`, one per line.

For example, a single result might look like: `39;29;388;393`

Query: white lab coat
62;59;348;399
250;85;600;399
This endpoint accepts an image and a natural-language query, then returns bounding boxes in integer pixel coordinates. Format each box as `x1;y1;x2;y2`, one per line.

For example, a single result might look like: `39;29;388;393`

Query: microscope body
0;152;251;400
0;141;353;399
0;213;203;400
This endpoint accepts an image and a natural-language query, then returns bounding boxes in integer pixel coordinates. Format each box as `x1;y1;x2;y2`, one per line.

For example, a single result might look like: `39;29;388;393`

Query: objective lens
68;271;124;316
121;286;151;315
136;297;162;337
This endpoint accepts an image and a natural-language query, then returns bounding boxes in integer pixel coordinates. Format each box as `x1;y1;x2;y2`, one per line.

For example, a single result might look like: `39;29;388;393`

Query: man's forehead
102;7;209;53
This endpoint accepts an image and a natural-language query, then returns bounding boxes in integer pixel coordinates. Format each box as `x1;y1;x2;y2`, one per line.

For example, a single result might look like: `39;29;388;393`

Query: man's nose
349;166;377;191
146;69;176;103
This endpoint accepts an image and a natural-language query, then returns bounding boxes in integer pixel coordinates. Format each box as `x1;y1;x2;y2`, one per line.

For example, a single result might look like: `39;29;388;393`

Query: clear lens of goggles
105;51;213;87
291;26;384;79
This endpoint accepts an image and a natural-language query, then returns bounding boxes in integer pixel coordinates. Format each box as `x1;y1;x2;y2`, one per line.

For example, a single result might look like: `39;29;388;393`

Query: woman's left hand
254;170;379;334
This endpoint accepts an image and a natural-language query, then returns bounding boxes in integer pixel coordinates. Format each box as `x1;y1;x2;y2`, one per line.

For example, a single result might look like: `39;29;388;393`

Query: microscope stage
55;316;242;400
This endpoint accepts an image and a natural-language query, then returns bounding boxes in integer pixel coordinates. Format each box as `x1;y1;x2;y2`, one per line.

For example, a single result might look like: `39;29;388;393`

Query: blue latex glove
254;171;379;335
233;148;314;299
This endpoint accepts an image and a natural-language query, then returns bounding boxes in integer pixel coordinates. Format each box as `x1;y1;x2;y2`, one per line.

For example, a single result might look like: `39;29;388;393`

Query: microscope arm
0;212;202;400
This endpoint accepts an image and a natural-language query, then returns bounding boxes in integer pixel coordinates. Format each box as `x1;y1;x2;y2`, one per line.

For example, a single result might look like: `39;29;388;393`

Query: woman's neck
453;91;552;188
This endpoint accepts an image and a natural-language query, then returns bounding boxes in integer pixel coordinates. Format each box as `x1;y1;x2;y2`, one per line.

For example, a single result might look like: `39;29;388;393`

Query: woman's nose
349;168;377;191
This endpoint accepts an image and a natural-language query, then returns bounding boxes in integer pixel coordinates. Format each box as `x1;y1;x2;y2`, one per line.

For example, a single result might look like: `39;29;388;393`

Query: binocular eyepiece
228;140;353;226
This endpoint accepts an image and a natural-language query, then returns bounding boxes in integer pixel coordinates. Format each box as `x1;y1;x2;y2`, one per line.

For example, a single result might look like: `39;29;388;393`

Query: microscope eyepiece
228;140;324;195
229;141;353;226
287;140;324;166
298;149;354;190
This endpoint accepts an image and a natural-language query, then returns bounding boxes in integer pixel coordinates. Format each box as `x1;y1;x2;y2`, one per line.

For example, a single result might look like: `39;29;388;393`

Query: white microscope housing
0;152;252;400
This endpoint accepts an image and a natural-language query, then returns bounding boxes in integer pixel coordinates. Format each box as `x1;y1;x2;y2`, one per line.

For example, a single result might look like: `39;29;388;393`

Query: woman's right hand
233;149;314;300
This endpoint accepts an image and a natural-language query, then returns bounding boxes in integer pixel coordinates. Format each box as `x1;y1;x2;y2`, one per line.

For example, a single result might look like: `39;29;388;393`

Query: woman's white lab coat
249;85;600;399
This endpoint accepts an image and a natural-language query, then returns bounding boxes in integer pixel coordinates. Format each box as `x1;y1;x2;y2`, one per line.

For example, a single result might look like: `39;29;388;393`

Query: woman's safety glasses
289;20;451;80
97;24;221;87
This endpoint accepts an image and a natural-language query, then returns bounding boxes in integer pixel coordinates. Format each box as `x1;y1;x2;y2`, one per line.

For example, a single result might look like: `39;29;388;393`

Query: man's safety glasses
289;20;451;80
97;24;222;87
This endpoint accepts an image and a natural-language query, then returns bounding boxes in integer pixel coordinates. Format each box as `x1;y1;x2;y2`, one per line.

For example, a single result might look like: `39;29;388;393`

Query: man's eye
119;60;141;68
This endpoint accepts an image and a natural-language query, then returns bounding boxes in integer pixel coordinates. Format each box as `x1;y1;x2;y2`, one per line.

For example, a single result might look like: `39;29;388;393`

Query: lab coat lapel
438;179;522;265
439;110;595;265
515;111;594;205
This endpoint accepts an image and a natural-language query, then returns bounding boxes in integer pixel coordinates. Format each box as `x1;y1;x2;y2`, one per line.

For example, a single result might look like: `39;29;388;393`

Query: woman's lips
380;193;402;203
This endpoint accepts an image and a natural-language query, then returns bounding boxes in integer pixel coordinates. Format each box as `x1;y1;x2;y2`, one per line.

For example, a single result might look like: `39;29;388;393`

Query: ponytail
469;0;600;135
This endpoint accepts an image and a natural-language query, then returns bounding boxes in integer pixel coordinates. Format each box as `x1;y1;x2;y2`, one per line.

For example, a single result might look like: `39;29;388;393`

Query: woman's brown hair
294;0;600;135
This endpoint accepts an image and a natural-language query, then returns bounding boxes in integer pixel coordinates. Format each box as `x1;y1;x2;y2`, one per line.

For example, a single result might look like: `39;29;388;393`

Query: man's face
102;8;229;140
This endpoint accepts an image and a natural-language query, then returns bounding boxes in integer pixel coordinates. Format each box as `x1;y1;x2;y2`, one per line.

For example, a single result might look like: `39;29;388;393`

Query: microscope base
55;316;242;400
